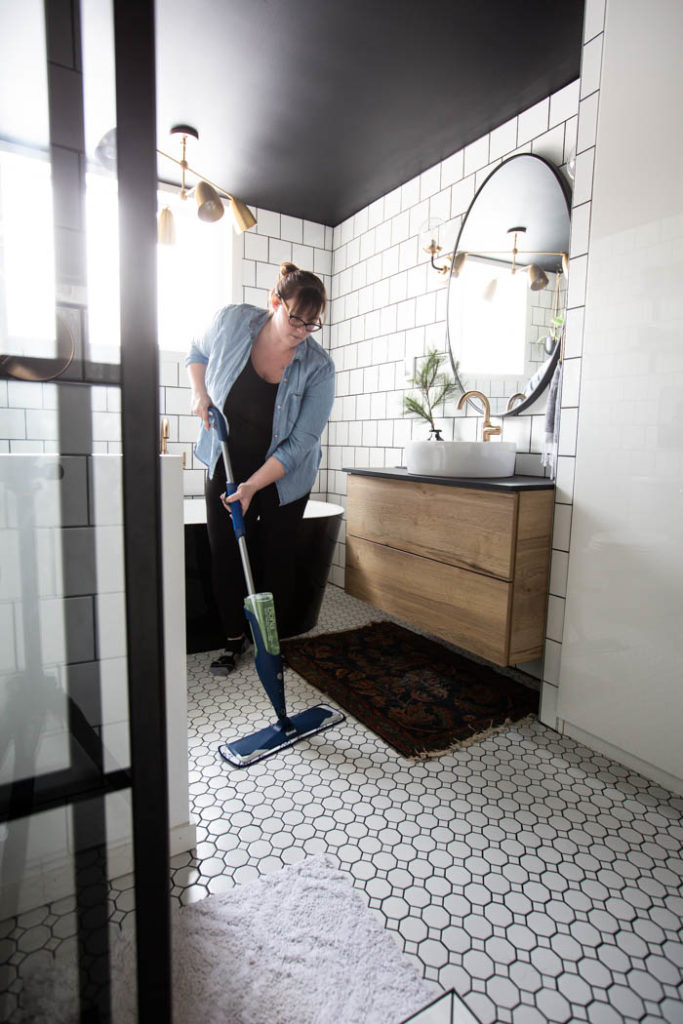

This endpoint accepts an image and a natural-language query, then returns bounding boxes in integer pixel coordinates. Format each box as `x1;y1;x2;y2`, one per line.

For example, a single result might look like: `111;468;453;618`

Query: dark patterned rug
282;621;539;758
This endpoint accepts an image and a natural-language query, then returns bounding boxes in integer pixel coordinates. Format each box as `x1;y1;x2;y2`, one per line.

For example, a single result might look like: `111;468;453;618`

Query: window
0;149;234;363
155;186;233;353
0;151;56;357
449;256;527;376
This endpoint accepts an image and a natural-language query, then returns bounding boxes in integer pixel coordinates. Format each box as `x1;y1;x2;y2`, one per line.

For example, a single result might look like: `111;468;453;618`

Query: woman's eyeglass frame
277;292;323;332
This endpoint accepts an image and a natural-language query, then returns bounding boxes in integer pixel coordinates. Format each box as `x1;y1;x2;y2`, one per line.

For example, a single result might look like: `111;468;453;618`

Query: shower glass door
0;1;170;1019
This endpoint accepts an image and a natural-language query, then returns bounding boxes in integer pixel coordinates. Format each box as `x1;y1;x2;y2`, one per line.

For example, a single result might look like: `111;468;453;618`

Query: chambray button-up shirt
185;304;335;505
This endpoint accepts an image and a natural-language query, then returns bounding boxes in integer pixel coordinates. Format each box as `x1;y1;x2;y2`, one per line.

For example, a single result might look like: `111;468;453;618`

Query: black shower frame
0;1;172;1019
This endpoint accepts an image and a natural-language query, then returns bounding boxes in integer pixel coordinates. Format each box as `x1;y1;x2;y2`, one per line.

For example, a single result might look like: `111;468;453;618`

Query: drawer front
347;474;517;580
346;535;511;665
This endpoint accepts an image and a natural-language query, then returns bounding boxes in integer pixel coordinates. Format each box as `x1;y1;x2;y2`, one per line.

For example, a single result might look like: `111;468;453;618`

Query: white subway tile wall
535;0;603;723
325;78;583;631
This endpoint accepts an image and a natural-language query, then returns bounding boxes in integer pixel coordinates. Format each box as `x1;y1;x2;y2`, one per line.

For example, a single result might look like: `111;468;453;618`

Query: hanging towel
541;360;563;479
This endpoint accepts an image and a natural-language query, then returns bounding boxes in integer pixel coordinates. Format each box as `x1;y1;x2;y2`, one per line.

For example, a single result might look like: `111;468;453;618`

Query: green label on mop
244;593;281;655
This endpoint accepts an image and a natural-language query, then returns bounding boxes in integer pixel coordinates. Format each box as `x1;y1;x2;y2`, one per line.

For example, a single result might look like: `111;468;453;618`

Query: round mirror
447;154;571;416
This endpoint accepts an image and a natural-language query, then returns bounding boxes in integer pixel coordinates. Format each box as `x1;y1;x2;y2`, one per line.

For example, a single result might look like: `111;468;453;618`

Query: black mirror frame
446;153;572;417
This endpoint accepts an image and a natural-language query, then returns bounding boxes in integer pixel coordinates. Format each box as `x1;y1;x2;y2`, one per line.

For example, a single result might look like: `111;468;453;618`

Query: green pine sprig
402;349;460;431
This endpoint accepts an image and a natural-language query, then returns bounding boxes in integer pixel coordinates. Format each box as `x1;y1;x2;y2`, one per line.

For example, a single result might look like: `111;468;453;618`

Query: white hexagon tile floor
3;585;683;1024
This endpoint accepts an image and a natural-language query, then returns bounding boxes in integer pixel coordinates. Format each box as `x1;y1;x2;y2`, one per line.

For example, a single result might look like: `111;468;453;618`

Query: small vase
428;428;443;441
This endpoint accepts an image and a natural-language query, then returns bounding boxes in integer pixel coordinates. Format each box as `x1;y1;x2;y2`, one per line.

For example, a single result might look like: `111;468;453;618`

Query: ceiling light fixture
95;124;257;242
428;226;569;292
157;205;176;245
157;125;257;237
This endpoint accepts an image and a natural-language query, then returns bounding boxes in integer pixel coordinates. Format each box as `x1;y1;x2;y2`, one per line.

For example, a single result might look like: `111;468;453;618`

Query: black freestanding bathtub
183;498;344;653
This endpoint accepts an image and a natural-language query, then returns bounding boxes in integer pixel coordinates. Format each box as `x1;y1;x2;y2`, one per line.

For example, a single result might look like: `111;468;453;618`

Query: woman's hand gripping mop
208;407;344;768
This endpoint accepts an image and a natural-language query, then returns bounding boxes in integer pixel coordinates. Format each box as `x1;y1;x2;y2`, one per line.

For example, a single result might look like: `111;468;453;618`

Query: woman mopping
186;262;334;675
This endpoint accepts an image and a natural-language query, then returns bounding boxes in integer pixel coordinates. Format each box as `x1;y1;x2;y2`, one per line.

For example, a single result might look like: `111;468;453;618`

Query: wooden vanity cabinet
345;473;554;666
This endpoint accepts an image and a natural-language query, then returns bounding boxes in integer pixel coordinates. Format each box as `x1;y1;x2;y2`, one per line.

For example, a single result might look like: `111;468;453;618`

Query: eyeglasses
277;292;323;332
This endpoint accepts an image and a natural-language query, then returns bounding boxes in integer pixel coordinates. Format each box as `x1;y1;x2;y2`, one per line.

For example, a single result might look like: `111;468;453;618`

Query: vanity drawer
347;474;517;580
345;475;553;666
346;535;512;665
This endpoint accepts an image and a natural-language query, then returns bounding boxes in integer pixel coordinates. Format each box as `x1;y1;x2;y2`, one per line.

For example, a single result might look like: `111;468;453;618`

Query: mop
208;407;345;768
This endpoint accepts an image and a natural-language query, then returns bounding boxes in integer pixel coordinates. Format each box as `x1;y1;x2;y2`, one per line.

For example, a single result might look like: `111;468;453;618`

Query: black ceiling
155;1;585;227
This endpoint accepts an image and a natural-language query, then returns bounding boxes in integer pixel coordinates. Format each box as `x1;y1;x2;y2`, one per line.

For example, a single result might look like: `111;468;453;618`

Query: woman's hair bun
271;261;327;315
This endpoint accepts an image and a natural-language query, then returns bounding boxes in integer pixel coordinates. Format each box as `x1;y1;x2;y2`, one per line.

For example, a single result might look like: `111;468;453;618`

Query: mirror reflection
447;154;571;417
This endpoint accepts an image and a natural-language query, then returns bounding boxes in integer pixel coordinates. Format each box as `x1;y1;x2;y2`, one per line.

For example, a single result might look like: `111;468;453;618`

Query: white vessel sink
405;440;517;478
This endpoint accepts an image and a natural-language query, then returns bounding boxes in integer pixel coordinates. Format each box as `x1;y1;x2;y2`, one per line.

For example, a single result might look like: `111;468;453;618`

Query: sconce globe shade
528;263;549;291
95;127;118;170
452;251;467;277
418;216;444;253
157;205;176;245
566;146;576;182
230;197;257;233
195;180;224;222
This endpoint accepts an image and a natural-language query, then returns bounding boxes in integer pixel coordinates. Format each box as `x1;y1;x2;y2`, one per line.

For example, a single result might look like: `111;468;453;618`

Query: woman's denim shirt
185;304;335;505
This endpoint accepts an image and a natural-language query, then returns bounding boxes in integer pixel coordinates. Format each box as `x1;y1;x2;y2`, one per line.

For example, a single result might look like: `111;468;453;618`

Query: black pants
205;461;309;642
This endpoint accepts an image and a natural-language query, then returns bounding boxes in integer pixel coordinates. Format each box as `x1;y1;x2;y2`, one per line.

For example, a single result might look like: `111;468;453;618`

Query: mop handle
207;405;256;595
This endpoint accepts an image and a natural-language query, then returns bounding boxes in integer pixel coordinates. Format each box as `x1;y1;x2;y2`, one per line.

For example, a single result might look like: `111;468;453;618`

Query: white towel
541;360;563;479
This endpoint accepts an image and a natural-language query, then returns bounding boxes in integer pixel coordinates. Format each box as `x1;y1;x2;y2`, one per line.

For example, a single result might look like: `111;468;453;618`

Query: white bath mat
19;855;434;1023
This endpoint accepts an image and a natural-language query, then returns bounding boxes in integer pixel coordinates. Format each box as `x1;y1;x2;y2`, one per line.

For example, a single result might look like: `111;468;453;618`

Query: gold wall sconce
419;219;461;276
424;236;452;276
95;125;257;244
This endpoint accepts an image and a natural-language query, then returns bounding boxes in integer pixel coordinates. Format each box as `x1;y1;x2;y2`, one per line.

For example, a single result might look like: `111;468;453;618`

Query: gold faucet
506;392;526;412
160;416;169;454
457;390;502;442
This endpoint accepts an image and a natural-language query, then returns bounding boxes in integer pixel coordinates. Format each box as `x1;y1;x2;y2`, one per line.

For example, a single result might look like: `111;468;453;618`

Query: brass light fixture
527;263;550;291
429;226;569;292
157;205;176;244
424;236;451;275
156;125;257;240
419;219;453;276
195;180;223;222
95;125;257;242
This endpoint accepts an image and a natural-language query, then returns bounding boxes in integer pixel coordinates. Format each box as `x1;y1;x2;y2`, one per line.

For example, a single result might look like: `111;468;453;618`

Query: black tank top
223;356;278;483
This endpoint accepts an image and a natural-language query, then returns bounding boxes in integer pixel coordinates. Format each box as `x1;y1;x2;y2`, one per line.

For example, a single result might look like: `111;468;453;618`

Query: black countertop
343;466;555;493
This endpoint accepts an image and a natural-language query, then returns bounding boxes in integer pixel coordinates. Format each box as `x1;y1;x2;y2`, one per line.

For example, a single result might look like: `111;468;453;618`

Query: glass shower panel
0;795;136;1022
0;154;57;361
0;452;72;787
0;1;144;1020
0;807;81;1022
82;0;121;367
89;405;130;776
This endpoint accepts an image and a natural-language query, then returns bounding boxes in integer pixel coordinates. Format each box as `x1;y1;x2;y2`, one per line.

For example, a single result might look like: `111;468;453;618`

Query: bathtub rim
183;496;343;526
